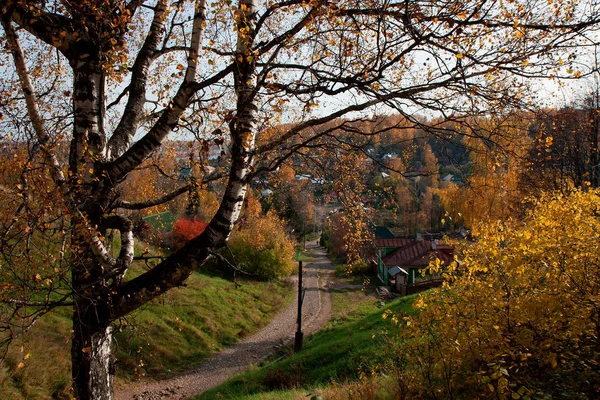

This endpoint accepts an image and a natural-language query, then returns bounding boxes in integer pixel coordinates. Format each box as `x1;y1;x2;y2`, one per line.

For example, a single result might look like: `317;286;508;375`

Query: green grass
328;277;374;316
115;270;292;380
0;308;73;400
0;268;292;399
196;290;418;400
215;389;308;400
143;210;175;231
295;249;316;262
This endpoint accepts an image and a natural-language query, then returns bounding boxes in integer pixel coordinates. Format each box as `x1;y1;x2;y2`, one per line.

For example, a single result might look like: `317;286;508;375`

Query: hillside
0;271;292;400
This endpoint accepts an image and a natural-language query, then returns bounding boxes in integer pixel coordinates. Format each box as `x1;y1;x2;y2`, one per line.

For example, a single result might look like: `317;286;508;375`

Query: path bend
115;241;334;400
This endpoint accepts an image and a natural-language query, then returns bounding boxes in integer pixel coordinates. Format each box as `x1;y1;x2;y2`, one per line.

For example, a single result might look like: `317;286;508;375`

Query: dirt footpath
115;241;335;400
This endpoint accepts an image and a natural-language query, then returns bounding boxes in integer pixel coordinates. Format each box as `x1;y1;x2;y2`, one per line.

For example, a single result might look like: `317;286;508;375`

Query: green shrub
338;259;371;276
227;212;295;280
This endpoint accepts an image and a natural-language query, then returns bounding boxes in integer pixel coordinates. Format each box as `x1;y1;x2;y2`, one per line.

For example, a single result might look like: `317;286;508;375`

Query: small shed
388;266;409;295
261;189;273;197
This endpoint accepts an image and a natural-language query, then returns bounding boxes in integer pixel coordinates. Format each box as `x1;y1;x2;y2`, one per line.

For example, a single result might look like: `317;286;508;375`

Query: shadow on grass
196;294;418;399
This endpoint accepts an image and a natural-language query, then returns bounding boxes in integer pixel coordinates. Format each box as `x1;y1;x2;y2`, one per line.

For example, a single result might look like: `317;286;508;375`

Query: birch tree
0;0;599;399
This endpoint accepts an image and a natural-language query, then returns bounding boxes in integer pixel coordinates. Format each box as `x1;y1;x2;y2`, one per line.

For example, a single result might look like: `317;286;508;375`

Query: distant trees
357;126;452;235
1;0;599;398
523;101;600;191
440;115;532;227
266;177;316;240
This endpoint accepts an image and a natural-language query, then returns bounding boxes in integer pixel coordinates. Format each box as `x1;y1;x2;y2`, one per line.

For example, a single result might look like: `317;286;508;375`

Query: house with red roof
375;237;454;295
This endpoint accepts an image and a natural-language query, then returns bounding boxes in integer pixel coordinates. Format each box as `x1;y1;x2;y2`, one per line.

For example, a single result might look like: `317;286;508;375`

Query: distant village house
375;237;454;296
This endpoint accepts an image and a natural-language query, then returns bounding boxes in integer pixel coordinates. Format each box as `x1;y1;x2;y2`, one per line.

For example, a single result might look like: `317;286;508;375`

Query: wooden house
375;237;454;295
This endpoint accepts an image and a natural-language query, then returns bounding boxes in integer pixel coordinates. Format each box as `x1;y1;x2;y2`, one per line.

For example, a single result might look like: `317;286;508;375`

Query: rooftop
376;238;454;267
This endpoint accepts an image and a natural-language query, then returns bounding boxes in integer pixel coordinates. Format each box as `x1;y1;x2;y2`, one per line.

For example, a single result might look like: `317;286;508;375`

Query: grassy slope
115;271;292;379
197;283;418;400
0;270;292;400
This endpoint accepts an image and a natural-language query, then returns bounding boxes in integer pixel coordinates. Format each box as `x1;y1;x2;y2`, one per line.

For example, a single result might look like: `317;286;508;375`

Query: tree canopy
1;0;599;398
395;189;600;399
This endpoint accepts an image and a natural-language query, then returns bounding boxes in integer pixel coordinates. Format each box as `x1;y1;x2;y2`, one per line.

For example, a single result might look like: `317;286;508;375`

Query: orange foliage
171;218;207;250
278;165;296;184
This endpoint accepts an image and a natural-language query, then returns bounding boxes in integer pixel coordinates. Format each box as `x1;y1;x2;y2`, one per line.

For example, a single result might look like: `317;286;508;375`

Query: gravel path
115;241;335;400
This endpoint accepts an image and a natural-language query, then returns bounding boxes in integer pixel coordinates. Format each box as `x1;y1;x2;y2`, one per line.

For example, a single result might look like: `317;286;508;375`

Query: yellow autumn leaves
390;189;600;399
227;207;296;280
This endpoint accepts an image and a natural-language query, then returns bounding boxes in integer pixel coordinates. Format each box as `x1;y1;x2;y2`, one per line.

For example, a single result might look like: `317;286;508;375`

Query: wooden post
303;219;306;250
294;260;304;352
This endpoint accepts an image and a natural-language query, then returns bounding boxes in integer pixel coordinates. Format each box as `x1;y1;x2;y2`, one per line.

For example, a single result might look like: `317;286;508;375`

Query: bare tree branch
107;0;170;161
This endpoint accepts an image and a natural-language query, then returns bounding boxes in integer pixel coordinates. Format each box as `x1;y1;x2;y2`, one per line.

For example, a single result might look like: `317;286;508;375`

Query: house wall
376;248;390;285
378;246;445;290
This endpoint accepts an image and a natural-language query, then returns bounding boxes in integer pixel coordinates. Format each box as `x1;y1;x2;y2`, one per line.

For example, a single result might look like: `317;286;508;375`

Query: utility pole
295;260;304;352
303;219;306;250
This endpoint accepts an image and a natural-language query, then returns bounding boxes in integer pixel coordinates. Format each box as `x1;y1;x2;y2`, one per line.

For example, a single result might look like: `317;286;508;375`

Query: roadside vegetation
197;281;419;400
0;267;292;400
393;190;600;400
199;190;600;400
